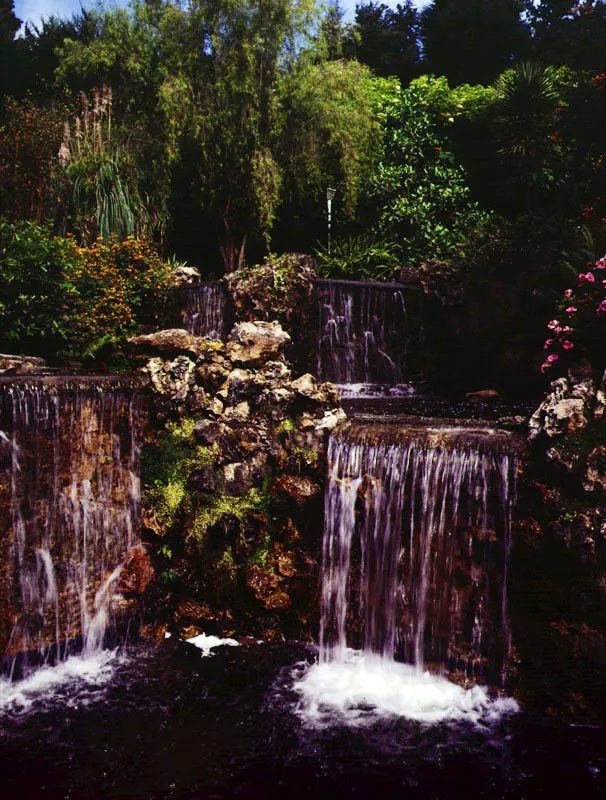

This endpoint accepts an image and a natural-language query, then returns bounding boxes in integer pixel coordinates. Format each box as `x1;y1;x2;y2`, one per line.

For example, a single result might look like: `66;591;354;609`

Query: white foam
0;650;118;715
186;633;239;656
293;650;518;727
337;383;418;399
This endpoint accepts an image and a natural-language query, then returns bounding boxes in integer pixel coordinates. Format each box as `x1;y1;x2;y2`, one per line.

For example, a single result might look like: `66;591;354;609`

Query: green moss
142;416;218;531
188;486;270;544
198;340;224;352
293;445;320;467
276;418;296;435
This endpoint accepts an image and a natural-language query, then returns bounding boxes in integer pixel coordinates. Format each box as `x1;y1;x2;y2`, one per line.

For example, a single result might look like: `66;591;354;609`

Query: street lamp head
326;187;336;203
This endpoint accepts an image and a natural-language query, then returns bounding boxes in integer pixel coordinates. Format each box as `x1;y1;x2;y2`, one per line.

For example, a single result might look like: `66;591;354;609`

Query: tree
527;1;606;73
421;0;529;85
348;1;420;84
367;76;494;264
0;0;21;103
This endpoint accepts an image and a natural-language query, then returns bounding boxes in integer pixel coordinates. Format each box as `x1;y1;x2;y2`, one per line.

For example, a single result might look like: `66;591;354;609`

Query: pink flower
547;319;560;330
566;306;577;314
546;354;559;363
579;272;595;283
562;340;574;350
597;299;606;314
543;338;554;348
595;258;606;269
564;289;573;297
555;326;562;334
540;362;551;373
561;325;572;333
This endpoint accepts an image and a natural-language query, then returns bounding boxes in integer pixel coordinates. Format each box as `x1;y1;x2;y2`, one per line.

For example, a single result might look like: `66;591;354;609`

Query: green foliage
0;218;78;354
142;418;218;531
315;232;400;280
283;59;382;217
369;77;495;265
188;486;271;544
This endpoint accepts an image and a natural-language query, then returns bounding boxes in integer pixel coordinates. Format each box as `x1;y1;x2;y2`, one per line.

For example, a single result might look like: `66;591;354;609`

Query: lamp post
326;187;336;254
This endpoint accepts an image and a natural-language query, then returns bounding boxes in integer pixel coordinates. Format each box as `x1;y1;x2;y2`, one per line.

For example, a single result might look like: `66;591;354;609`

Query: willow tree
280;58;382;241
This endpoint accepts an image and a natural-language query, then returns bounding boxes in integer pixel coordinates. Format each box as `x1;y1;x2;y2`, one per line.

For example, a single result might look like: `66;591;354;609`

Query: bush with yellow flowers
64;236;175;357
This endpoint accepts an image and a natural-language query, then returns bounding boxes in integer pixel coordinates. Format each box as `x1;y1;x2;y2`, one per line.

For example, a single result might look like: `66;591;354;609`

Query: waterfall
180;282;226;339
315;279;418;392
318;422;519;683
0;377;142;677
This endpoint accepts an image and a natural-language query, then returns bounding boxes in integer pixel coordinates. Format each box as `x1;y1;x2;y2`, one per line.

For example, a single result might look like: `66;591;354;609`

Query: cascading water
315;279;419;395
0;376;143;678
180;281;226;339
295;421;521;725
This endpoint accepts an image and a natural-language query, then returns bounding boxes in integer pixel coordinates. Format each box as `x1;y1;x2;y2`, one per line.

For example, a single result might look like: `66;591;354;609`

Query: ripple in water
292;650;519;728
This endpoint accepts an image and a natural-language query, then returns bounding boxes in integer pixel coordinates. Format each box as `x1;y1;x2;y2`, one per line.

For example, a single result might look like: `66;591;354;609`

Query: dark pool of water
0;642;604;799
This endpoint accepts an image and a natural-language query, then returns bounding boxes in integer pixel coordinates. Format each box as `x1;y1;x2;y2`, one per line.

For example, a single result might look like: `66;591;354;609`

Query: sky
14;0;433;32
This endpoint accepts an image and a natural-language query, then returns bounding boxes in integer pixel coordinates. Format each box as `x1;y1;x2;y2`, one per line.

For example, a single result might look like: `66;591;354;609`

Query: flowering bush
0;219;174;359
540;256;606;374
64;237;175;355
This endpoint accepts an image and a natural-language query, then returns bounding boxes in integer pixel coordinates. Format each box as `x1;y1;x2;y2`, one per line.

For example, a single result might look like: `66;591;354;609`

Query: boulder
290;373;340;405
224;400;251;423
245;565;292;610
171;265;201;286
226;321;290;366
529;378;592;440
223;452;269;496
129;329;200;357
118;545;154;595
274;474;321;503
145;355;195;401
193;419;223;447
583;446;606;493
0;354;49;376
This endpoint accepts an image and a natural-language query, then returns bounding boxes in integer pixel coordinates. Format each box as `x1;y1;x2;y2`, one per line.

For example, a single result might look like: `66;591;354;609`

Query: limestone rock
193;419;223;447
226;321;290;366
118;545;154;595
291;373;340;406
274;474;321;503
223;452;268;496
195;362;230;393
187;466;218;494
583;446;606;493
224;400;250;423
245;565;292;610
129;328;200;357
0;354;49;376
314;407;347;431
145;355;195;401
171;265;201;286
529;378;592;440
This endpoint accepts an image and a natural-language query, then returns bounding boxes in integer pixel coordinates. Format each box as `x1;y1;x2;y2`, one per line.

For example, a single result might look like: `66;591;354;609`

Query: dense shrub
0;218;78;355
64;237;175;357
0;218;174;358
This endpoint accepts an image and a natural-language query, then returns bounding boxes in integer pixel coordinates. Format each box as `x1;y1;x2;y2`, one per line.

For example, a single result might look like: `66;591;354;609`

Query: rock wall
511;372;606;720
131;321;345;643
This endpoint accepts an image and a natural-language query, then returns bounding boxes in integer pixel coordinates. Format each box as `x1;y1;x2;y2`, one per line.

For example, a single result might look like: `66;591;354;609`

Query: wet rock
224;368;257;404
145;355;195;401
290;373;340;406
193;419;223;447
226;321;290;367
172;265;201;286
207;397;224;417
529;377;592;440
129;328;201;357
545;446;581;473
223;452;269;496
245;565;292;610
118;545;154;595
274;474;321;503
187;466;218;494
224;400;250;423
465;389;501;403
583;446;606;493
314;407;347;431
195;362;230;393
0;354;49;375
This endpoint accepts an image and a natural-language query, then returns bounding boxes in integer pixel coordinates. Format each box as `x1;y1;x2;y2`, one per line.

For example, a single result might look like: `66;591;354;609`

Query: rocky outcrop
226;321;291;367
128;328;201;357
139;318;344;643
0;354;49;375
528;376;601;440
